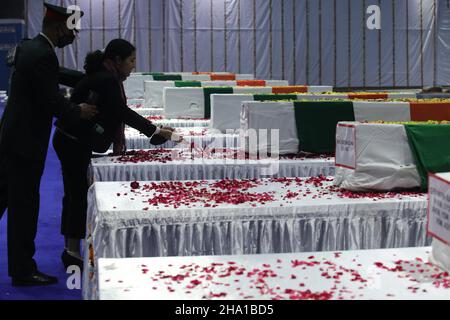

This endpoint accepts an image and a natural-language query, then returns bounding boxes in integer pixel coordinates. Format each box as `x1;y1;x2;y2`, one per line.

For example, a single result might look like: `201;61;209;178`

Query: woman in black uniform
53;39;180;269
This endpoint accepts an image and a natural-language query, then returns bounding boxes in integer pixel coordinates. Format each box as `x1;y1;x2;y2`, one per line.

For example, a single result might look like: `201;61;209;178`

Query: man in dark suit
0;3;97;286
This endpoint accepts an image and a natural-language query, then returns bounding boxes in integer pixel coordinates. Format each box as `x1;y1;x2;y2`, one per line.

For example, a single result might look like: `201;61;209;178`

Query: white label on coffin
335;124;356;170
164;88;205;119
428;173;450;246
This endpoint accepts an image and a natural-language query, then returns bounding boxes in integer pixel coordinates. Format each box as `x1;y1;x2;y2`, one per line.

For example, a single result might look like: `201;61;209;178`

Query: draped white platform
82;177;429;299
125;127;240;150
89;149;335;182
96;247;450;300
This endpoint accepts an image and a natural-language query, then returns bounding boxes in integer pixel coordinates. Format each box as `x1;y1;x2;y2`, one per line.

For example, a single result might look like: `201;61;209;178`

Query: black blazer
56;68;161;152
0;35;81;163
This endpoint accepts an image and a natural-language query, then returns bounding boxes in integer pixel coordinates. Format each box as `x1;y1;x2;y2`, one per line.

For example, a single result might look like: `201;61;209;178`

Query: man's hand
79;103;98;120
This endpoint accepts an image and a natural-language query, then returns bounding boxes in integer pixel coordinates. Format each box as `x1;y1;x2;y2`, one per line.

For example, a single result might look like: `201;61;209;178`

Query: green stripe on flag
142;72;164;76
175;81;202;87
203;87;234;118
404;124;450;190
153;75;183;81
254;94;297;101
293;101;355;153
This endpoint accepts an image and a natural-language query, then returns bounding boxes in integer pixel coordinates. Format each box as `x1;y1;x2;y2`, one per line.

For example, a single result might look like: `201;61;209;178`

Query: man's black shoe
61;250;83;271
12;270;58;287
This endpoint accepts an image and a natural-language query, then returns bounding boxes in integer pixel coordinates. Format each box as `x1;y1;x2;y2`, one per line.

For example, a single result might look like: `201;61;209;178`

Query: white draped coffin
333;122;421;192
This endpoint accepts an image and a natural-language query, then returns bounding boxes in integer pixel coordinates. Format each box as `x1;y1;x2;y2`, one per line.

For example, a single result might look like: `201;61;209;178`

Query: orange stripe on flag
211;74;236;81
236;80;266;86
410;102;450;121
348;93;388;99
272;86;308;94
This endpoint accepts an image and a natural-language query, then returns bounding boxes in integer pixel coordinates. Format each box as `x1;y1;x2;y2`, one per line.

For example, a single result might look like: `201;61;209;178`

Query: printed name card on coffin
428;172;450;272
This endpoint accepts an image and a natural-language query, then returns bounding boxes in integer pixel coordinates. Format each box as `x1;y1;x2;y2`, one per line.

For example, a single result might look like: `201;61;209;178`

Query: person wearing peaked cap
0;2;97;287
43;2;84;48
43;3;86;87
44;2;85;19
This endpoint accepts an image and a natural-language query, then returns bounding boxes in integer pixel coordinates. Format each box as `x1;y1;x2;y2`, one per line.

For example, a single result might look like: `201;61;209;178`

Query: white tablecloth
125;127;240;150
151;118;210;128
96;247;450;300
89;149;335;182
131;108;164;117
83;177;430;299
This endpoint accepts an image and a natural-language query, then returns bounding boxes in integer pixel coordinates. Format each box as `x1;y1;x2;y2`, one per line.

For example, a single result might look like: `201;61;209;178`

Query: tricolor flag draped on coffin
240;100;450;155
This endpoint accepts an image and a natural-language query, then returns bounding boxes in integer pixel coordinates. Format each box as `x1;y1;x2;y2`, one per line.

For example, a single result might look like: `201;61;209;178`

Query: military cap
44;2;84;22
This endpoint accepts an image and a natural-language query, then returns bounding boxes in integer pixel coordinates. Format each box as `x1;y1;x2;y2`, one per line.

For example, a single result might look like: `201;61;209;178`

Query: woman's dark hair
84;39;136;74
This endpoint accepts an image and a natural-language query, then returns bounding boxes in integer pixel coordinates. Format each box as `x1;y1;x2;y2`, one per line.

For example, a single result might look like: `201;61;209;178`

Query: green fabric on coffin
175;81;202;87
404;124;450;190
153;75;182;81
254;94;298;101
203;87;234;118
142;72;164;76
293;101;355;153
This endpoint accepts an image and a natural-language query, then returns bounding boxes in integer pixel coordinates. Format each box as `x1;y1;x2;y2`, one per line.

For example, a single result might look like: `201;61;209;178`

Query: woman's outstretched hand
158;128;184;143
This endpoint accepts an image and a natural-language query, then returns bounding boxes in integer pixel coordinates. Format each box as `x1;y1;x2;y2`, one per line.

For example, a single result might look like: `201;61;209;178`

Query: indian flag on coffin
163;86;334;119
144;79;291;109
124;73;254;99
210;92;417;132
333;121;450;192
240;100;450;155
